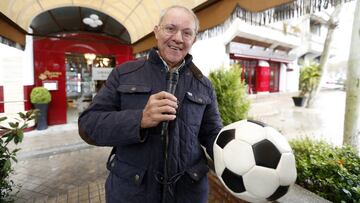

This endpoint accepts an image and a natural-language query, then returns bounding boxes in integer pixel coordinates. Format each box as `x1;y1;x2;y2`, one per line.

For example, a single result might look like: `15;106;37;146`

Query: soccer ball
213;120;297;202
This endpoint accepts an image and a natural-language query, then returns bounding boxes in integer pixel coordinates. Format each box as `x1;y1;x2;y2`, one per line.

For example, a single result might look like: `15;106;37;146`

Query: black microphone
161;70;179;203
161;70;179;136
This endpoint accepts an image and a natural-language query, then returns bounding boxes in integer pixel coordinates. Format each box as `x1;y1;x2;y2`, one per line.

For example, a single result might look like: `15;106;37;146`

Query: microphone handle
161;71;179;135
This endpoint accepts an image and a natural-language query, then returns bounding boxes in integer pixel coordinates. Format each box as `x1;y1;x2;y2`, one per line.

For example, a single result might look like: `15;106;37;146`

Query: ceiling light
82;14;103;28
84;53;96;64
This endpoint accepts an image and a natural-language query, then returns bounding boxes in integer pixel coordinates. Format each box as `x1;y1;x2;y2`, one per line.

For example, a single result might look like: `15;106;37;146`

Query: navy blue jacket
78;48;223;203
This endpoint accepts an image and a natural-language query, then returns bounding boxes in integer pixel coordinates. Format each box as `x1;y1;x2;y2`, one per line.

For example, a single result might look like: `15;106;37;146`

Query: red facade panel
255;66;270;92
0;86;3;113
24;85;34;111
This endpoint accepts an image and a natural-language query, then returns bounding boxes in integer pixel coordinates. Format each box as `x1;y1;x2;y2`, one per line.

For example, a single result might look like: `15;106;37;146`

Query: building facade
190;8;331;94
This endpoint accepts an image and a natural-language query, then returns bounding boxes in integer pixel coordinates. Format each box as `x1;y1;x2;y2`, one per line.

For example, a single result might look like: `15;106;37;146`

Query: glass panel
65;53;115;122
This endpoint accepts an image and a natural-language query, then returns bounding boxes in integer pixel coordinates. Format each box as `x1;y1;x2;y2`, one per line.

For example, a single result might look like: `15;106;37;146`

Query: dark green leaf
0;117;7;122
18;112;26;119
9;122;19;128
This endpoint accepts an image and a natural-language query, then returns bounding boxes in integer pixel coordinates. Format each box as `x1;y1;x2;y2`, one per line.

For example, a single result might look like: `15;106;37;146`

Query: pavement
7;89;349;203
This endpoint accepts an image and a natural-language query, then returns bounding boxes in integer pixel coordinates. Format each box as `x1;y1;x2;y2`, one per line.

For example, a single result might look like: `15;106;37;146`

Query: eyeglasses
159;24;196;40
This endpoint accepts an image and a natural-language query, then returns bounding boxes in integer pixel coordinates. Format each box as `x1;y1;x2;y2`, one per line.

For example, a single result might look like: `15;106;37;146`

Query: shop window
65;53;115;118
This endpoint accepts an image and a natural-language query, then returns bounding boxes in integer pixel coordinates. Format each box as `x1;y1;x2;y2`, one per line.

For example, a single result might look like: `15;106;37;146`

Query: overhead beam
0;12;26;46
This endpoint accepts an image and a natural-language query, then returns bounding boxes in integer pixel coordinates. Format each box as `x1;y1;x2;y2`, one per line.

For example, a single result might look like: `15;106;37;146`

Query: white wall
191;36;229;76
286;63;300;92
279;63;287;92
23;35;34;86
0;43;25;114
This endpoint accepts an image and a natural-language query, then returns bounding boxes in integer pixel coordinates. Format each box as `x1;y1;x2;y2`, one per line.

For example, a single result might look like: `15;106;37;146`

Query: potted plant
30;87;52;130
292;63;320;107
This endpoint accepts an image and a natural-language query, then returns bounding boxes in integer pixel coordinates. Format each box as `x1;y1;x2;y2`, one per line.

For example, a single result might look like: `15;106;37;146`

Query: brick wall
208;171;247;203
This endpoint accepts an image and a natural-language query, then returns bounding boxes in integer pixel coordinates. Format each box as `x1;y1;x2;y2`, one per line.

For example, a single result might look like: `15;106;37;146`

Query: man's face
154;8;196;68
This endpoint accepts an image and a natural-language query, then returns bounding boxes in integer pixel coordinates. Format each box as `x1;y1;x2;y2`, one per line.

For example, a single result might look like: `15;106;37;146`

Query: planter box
208;171;331;203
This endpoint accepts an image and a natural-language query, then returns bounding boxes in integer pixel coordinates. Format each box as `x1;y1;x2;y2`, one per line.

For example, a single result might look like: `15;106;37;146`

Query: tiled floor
11;147;111;202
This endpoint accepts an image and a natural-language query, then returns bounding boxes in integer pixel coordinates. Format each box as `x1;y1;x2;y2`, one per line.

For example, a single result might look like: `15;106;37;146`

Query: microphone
161;70;179;203
161;70;179;136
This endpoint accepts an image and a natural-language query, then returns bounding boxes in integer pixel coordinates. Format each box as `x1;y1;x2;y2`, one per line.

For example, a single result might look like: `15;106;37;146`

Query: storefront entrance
33;33;133;125
231;56;282;94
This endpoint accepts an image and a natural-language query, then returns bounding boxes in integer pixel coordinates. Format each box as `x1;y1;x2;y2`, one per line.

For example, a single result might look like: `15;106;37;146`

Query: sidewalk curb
17;142;93;161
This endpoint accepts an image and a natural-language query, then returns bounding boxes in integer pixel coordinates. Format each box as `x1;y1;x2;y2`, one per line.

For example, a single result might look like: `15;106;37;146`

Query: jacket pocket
117;84;151;110
182;91;210;129
186;161;209;182
107;158;147;200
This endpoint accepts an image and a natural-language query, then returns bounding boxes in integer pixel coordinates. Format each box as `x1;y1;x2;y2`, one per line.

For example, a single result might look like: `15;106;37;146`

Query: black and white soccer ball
213;120;297;202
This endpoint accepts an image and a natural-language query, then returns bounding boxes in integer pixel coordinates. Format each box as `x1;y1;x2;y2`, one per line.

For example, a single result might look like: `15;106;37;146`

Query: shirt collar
156;50;185;72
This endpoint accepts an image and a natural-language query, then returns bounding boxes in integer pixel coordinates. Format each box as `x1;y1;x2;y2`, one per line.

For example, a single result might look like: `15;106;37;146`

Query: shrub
209;64;250;125
289;138;360;202
30;87;52;104
0;110;37;201
298;63;321;97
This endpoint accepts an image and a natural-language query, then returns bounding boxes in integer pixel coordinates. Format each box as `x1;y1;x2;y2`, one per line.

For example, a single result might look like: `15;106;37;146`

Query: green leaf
11;156;18;162
3;159;11;171
0;116;7;122
18;112;26;119
9;122;19;128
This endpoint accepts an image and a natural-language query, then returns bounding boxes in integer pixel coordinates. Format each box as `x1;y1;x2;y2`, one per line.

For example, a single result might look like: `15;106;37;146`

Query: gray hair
158;5;199;34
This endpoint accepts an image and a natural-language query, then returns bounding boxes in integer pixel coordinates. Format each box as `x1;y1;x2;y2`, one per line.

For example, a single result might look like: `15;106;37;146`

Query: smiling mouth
169;45;182;51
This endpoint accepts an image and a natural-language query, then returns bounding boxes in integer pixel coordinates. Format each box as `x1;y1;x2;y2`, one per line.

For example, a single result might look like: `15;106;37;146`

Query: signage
43;80;58;91
39;70;62;80
92;67;113;81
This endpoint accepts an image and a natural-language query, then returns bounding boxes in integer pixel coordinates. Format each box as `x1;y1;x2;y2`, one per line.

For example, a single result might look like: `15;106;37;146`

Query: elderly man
78;5;222;203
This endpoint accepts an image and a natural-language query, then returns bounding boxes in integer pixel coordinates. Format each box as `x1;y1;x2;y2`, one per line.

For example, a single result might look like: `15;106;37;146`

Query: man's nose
172;30;184;42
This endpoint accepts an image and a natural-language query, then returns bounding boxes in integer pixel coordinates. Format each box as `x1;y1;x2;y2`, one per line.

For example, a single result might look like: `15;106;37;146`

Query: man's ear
154;26;159;39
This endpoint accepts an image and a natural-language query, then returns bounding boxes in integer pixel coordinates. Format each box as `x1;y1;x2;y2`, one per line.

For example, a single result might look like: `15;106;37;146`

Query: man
78;5;222;203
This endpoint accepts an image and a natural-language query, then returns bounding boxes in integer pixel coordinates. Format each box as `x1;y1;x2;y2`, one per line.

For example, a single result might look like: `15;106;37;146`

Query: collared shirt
156;51;185;73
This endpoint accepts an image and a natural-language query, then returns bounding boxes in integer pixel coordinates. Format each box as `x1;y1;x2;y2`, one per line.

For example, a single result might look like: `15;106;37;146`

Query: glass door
65;53;115;122
269;62;280;92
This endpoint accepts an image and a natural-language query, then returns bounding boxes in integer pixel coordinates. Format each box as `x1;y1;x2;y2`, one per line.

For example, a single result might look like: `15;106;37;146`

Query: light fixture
82;14;103;28
102;58;110;67
84;53;96;65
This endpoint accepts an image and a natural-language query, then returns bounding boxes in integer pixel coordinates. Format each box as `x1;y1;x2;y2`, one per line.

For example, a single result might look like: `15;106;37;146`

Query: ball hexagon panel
265;127;292;153
252;139;281;169
216;129;235;149
243;166;280;198
223;140;255;175
276;153;297;185
235;121;267;145
221;168;246;193
213;144;226;177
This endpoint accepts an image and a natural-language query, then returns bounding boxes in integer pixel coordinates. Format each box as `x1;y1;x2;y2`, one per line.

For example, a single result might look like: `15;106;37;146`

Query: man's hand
141;91;178;128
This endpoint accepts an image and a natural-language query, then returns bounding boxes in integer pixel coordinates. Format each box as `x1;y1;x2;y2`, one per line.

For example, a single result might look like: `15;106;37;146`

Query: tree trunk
306;1;343;108
343;0;360;152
